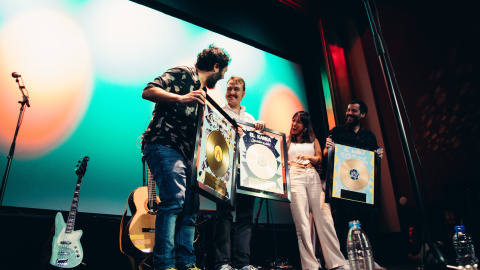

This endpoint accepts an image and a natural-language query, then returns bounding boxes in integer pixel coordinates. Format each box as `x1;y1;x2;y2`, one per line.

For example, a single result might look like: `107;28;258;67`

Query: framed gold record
339;159;369;191
190;94;239;209
206;130;229;178
325;143;380;208
236;120;290;203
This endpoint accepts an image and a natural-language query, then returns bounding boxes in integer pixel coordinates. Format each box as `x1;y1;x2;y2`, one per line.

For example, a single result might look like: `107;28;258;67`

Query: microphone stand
0;76;30;205
361;0;445;267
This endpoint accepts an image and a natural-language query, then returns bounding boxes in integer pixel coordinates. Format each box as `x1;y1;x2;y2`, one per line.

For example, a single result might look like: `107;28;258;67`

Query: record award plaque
190;94;239;209
236;120;290;203
325;143;380;207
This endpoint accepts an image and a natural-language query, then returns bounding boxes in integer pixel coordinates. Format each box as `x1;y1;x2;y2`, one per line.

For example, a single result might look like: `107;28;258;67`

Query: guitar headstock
75;156;89;177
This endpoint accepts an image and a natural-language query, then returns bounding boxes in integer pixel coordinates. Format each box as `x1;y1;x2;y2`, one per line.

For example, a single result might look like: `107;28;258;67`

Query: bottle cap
349;220;361;228
455;226;465;232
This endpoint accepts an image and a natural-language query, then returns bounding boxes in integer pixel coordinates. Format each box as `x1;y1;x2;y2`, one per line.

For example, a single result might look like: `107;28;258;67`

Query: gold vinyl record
206;130;229;178
339;159;369;191
245;144;277;180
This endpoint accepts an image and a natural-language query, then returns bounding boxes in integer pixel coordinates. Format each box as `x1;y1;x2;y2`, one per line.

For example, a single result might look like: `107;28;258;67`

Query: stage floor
0;206;441;270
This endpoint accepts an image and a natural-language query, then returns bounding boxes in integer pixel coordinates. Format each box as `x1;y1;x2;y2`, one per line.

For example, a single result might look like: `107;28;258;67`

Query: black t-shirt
328;124;378;151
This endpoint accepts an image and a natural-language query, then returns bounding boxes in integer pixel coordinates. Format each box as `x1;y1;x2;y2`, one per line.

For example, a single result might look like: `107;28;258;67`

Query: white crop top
288;142;315;161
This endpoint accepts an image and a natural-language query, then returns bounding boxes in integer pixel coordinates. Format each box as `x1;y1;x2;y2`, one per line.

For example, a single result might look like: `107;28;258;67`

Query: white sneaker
217;265;235;270
237;266;258;270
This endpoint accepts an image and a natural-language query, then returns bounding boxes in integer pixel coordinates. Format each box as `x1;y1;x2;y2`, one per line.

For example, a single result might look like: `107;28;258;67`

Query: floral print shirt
143;66;201;163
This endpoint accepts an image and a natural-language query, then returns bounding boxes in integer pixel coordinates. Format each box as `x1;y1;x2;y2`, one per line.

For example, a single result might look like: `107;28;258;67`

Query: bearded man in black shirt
324;100;384;156
323;100;385;269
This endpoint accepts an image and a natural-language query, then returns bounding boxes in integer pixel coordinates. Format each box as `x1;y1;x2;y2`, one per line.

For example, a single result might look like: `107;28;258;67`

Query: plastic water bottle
453;225;478;269
347;220;374;270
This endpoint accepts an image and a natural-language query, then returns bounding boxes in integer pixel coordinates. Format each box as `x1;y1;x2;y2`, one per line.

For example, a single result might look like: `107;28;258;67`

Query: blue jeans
144;144;199;270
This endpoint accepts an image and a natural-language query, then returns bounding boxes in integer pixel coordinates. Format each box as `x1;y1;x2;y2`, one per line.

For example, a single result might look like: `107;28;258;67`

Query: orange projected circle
0;9;93;159
260;86;305;135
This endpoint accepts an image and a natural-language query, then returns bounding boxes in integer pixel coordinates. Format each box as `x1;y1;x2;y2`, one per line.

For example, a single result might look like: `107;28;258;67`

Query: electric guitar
50;156;89;268
120;165;160;257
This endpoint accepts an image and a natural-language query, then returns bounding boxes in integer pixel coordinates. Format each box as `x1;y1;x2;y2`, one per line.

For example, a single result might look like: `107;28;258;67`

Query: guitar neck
147;165;157;211
65;174;84;234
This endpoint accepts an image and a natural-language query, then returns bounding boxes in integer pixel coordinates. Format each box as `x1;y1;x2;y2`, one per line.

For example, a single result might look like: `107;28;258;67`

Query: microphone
11;72;30;107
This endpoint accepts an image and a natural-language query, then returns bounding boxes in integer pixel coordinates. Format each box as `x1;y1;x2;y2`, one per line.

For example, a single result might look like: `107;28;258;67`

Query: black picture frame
324;143;381;209
189;94;240;210
235;120;291;203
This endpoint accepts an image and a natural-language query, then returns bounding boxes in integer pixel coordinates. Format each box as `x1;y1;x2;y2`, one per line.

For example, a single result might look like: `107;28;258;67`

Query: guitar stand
138;254;154;270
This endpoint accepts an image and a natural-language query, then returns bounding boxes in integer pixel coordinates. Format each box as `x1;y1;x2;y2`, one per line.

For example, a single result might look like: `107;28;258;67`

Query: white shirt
288;142;315;162
221;104;256;124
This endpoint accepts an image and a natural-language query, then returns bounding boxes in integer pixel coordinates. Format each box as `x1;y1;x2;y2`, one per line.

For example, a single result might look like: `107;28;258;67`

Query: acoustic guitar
50;156;89;268
120;164;160;268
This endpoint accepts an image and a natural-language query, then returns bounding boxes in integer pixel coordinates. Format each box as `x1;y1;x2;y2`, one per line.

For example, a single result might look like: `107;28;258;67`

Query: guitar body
126;186;159;253
50;212;83;268
120;163;160;269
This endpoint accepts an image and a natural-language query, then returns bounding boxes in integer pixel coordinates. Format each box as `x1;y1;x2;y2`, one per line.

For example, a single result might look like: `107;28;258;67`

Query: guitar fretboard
66;178;83;233
65;157;88;234
147;165;157;212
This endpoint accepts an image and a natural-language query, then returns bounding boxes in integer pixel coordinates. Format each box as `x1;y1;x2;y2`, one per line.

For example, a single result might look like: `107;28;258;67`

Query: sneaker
217;265;235;270
237;266;258;270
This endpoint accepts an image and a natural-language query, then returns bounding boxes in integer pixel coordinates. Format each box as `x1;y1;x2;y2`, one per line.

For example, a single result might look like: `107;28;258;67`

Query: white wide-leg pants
289;166;346;270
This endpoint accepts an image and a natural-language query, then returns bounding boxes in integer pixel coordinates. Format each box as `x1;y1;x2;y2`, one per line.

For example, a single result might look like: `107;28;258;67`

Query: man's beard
206;71;222;89
346;115;360;127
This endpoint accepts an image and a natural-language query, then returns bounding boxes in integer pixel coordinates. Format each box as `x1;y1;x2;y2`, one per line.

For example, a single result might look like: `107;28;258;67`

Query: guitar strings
57;227;68;266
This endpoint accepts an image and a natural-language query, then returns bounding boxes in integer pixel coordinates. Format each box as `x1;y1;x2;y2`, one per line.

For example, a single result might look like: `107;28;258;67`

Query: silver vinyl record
246;144;277;180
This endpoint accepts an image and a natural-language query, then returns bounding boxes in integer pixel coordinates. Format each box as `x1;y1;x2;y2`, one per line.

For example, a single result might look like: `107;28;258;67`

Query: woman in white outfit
287;111;348;270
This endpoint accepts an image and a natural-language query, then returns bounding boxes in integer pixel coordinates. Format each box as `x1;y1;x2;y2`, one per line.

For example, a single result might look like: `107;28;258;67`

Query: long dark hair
287;111;315;149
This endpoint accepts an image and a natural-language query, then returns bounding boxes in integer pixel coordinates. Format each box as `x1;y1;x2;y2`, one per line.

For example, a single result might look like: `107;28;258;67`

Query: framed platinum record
190;94;239;209
236;120;290;203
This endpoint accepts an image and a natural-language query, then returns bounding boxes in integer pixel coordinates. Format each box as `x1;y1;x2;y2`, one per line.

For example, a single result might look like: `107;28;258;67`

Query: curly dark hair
195;44;231;71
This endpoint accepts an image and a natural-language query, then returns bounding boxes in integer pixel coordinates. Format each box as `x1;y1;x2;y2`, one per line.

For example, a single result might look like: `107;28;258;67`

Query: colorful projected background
0;0;308;216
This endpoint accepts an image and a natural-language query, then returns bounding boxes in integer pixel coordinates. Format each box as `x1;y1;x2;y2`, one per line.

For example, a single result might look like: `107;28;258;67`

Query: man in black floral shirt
142;44;230;270
323;100;385;269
